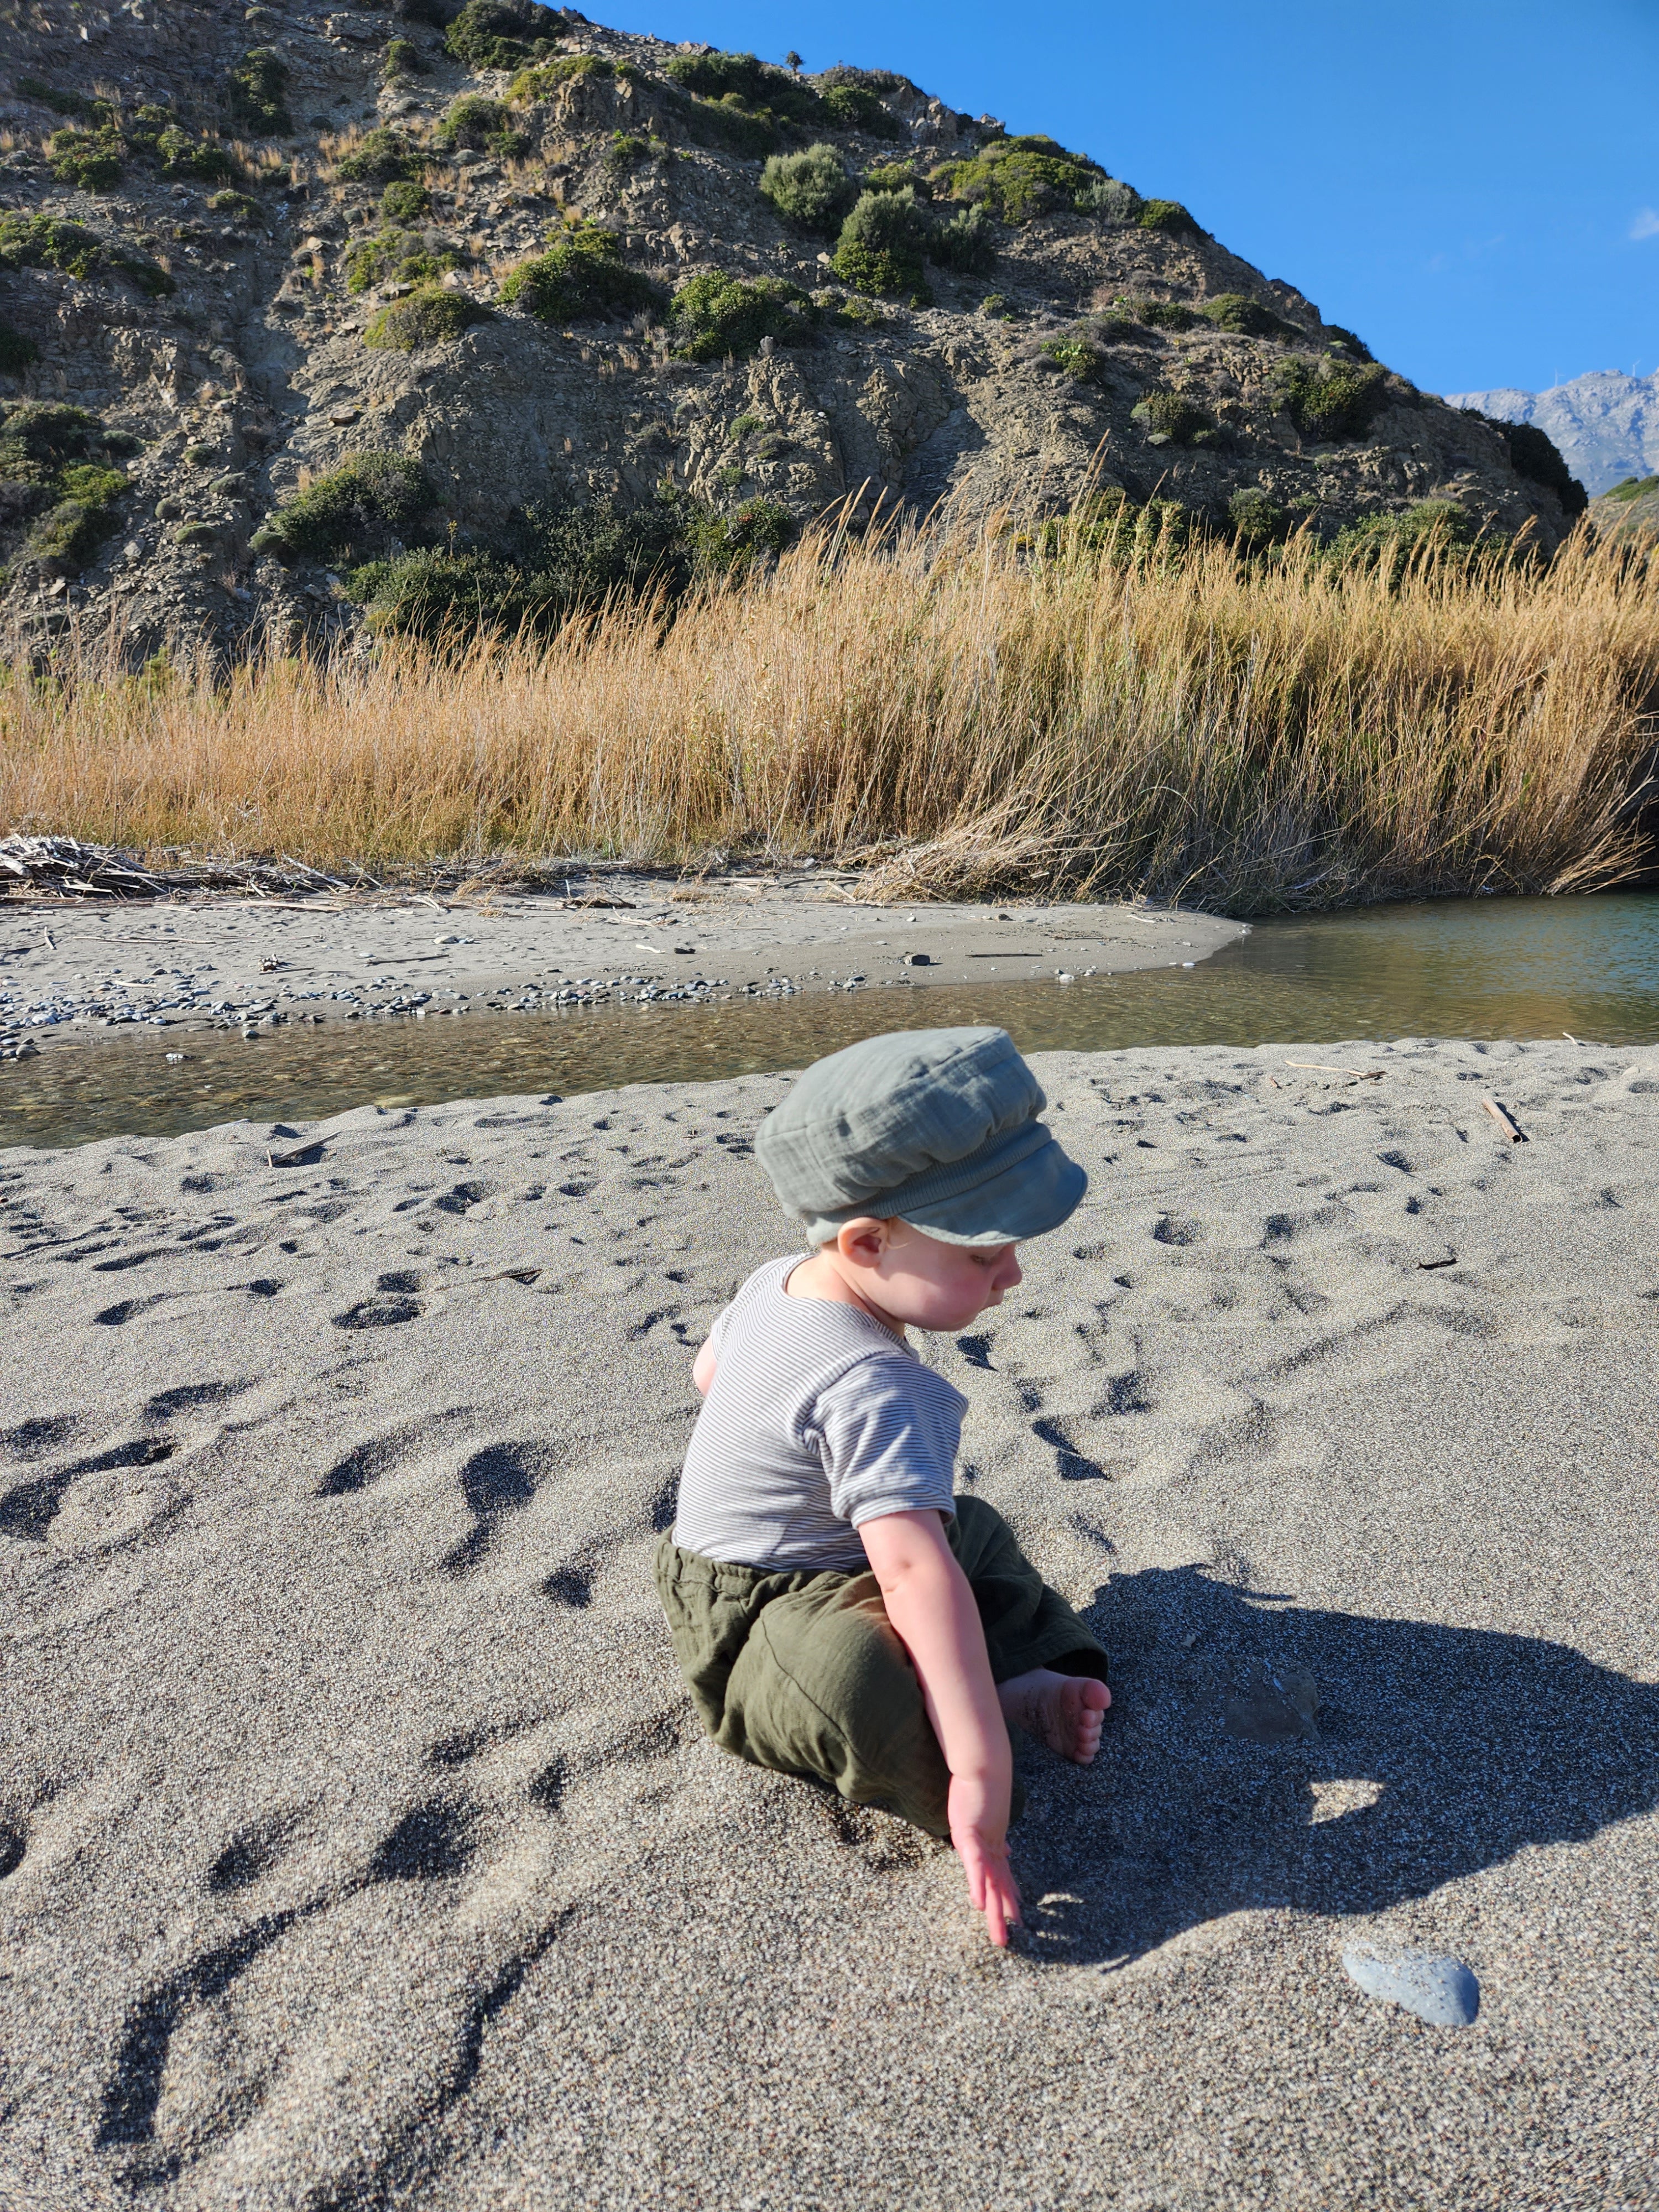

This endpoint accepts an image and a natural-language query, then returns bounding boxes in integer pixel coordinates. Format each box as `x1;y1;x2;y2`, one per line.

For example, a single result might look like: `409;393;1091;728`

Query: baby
655;1026;1110;1946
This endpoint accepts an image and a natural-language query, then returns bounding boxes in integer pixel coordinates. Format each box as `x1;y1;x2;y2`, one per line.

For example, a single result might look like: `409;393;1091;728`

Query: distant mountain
1446;372;1659;498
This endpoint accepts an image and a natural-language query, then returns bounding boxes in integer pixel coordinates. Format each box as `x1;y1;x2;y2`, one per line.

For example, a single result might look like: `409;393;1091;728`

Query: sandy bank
0;876;1243;1058
2;1036;1656;2208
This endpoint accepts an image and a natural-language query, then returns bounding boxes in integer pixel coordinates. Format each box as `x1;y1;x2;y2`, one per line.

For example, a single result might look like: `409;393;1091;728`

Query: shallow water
4;891;1656;1152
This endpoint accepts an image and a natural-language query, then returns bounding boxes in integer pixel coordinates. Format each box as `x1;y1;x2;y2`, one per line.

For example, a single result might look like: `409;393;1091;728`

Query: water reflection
4;892;1656;1153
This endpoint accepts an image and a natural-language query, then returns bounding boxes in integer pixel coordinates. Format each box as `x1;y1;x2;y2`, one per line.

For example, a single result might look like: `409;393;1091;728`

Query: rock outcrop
0;2;1589;659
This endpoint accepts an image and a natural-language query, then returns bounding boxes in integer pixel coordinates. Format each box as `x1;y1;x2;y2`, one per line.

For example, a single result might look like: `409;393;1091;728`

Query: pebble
1342;1945;1480;2027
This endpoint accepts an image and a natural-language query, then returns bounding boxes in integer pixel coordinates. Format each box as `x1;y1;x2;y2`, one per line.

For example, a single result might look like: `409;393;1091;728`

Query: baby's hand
947;1772;1022;1947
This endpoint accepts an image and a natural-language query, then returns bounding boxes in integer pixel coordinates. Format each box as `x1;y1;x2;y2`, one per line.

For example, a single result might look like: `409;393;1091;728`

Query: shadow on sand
1009;1565;1659;1969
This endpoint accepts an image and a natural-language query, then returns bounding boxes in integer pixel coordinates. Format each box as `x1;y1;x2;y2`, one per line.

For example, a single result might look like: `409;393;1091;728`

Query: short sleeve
812;1354;964;1530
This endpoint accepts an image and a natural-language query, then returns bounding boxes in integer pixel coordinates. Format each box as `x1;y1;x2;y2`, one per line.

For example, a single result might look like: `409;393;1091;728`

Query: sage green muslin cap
754;1026;1087;1248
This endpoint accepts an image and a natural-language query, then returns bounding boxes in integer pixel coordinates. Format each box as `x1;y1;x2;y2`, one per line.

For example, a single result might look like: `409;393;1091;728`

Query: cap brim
896;1130;1088;1246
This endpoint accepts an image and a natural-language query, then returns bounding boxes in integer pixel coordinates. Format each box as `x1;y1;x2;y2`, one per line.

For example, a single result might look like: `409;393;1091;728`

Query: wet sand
2;1036;1656;2208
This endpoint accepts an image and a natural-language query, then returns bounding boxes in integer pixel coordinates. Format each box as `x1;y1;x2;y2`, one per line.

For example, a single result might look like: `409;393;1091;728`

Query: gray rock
1342;1944;1480;2027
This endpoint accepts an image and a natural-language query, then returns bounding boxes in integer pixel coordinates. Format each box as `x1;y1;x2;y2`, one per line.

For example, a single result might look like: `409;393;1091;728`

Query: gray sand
2;1036;1656;2209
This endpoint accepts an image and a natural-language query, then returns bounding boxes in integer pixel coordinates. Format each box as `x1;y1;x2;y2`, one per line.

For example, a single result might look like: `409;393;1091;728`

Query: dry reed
3;514;1656;910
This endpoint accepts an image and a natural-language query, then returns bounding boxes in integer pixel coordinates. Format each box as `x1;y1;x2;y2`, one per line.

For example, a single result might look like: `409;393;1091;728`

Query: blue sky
601;0;1657;399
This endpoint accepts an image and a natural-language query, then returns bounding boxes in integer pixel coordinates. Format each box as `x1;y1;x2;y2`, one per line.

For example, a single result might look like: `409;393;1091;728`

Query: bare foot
997;1668;1111;1764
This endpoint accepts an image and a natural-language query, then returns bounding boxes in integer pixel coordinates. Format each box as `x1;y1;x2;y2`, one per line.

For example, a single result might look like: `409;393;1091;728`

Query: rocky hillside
1447;370;1659;500
0;0;1590;660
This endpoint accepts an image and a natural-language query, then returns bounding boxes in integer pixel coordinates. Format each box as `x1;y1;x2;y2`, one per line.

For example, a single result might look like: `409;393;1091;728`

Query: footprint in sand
208;1810;306;1894
331;1269;424;1330
442;1442;548;1575
0;1436;176;1541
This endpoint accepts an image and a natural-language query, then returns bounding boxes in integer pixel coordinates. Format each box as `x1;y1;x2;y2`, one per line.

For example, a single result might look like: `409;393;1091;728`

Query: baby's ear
835;1217;890;1265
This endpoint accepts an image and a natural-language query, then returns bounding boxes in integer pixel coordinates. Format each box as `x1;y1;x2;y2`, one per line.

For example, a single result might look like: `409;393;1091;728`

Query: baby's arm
692;1338;718;1395
858;1509;1021;1945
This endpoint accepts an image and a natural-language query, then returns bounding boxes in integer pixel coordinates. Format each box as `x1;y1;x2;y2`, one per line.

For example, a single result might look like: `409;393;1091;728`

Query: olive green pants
654;1495;1108;1838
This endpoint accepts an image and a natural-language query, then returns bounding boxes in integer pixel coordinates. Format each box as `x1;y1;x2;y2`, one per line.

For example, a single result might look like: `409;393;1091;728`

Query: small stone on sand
1342;1945;1480;2027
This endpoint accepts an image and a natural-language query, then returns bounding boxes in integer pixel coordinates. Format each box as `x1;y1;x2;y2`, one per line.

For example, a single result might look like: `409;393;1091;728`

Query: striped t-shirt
672;1255;967;1572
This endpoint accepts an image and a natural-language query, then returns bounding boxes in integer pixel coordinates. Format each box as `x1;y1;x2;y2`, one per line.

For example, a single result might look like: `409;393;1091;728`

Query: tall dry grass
3;514;1656;910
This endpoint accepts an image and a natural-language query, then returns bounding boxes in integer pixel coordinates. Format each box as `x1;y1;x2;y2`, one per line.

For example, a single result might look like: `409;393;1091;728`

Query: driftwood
1285;1061;1384;1079
0;838;650;905
0;837;356;901
1481;1098;1527;1142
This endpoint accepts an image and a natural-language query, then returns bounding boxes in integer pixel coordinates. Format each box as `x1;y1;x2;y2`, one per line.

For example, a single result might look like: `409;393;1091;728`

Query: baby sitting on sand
655;1026;1111;1947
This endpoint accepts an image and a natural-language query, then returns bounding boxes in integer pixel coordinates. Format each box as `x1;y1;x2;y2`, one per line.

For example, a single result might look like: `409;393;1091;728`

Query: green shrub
228;48;291;134
435;93;524;154
49;127;124;191
1496;419;1586;512
155;127;236;181
0;402;128;474
508;52;611;100
1128;298;1199;331
17;76;114;123
346;228;463;293
667;271;815;359
1323;324;1372;362
208;189;262;223
335;128;424;184
606;131;667;168
1604;474;1659;503
0;213;100;279
931;204;996;274
1138;198;1200;236
392;0;454;27
666;49;821;124
1201;291;1291;338
109;250;175;298
445;0;567;71
26;497;121;568
820;288;884;328
677;93;784;158
817;83;901;137
932;134;1106;224
1275;358;1389;441
1132;389;1215;445
687;496;794;572
759;144;856;234
1040;333;1108;384
814;64;908;95
499;225;664;322
0;212;171;296
728;412;764;440
251;451;436;562
383;38;428;80
1030;489;1201;568
347;488;733;640
862;160;930;197
1327;499;1484;567
0;402;135;571
978;293;1016;321
832;186;930;294
380;178;432;223
0;324;38;373
1227;486;1289;547
363;284;492;349
1076;175;1140;222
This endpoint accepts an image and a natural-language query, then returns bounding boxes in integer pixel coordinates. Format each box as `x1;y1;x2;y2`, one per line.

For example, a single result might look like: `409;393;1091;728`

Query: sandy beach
2;1035;1656;2209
